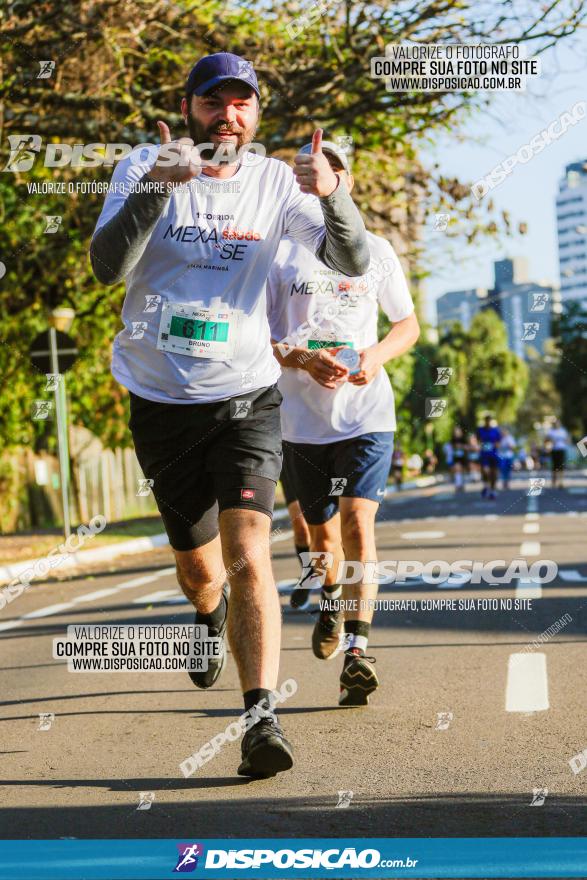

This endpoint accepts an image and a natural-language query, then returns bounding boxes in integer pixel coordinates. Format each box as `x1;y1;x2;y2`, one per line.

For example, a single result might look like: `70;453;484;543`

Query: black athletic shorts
551;448;566;471
280;444;298;507
128;384;283;551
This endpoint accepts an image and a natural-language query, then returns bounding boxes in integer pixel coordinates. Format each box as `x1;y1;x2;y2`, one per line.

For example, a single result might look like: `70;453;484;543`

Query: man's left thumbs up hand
293;129;340;197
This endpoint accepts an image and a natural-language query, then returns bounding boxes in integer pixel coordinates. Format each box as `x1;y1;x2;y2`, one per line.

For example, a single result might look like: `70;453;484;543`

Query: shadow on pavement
1;791;585;838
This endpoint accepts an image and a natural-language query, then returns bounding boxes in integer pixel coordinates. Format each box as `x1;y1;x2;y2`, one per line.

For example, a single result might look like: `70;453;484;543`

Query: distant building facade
556;160;587;309
436;258;559;360
488;258;557;359
436;288;488;331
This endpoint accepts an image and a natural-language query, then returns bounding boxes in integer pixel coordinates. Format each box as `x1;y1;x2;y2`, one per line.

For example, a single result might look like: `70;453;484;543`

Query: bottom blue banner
0;838;585;879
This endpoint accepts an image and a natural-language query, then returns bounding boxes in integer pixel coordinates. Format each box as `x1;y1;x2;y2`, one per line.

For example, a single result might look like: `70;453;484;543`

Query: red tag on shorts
241;488;255;501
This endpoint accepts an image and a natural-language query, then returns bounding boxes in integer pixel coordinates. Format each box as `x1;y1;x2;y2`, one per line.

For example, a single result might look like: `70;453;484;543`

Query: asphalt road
1;472;587;841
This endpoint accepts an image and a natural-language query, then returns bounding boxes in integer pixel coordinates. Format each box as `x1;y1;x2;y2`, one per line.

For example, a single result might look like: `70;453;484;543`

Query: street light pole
48;308;75;540
48;326;71;539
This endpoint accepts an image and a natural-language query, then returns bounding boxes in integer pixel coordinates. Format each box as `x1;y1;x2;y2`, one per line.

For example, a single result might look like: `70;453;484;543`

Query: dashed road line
22;603;74;619
72;588;120;603
0;567;178;633
401;530;446;540
515;578;543;599
559;569;587;583
132;589;185;605
506;653;549;712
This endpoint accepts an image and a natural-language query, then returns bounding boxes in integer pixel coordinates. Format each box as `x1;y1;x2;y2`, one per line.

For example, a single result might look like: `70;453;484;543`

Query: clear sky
419;35;587;324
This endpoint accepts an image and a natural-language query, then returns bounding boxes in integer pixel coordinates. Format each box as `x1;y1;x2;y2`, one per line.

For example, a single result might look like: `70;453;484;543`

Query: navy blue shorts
283;432;394;525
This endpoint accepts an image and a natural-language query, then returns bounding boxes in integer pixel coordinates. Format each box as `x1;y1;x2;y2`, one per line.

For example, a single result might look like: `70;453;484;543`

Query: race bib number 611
157;302;240;360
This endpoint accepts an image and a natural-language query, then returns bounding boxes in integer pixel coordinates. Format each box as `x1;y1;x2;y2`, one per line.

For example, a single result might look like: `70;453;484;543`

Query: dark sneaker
237;714;294;778
189;583;229;690
311;595;344;659
289;569;315;611
339;650;379;706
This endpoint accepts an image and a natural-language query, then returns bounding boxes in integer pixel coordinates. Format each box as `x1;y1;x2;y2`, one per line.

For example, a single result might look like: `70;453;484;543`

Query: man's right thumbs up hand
147;120;202;185
293;128;339;197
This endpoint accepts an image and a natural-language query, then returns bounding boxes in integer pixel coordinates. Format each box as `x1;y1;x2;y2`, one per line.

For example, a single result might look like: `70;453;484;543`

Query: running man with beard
90;53;369;776
267;141;419;706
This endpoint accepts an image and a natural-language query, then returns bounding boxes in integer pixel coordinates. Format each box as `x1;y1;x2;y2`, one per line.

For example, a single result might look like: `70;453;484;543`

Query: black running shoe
339;649;379;706
289;569;315;611
237;714;294;778
189;583;229;690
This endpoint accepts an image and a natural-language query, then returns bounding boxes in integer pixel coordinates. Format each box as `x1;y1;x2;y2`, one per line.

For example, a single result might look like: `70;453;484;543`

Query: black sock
244;687;274;714
196;585;227;633
295;544;309;571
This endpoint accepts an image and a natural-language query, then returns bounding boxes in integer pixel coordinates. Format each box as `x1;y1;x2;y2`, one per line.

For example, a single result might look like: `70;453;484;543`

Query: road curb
0;476;446;586
0;506;293;586
385;474;445;494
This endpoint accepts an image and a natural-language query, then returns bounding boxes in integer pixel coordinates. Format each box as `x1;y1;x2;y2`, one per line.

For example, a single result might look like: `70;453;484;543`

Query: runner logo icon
174;843;204;872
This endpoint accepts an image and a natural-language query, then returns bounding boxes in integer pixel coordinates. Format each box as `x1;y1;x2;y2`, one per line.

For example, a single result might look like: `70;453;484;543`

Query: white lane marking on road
117;572;170;590
0;567;178;632
0;619;23;633
484;514;499;521
22;603;75;619
559;569;587;583
515;578;542;599
506;653;549;712
523;523;540;534
400;530;446;540
525;513;539;521
132;590;183;604
519;541;541;556
73;588;120;603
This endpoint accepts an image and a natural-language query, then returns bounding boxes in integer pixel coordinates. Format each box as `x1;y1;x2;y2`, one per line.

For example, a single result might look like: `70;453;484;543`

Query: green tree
516;341;561;437
465;310;529;425
0;0;582;461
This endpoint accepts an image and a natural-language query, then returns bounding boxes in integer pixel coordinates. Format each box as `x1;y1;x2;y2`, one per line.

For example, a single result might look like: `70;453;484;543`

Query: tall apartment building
556;160;587;308
488;258;557;359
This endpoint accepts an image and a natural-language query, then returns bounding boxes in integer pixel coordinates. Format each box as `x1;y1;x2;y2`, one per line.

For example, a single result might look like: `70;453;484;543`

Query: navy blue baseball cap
185;52;260;99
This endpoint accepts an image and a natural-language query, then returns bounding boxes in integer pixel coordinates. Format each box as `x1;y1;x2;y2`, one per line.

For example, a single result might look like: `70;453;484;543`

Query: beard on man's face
186;109;257;161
